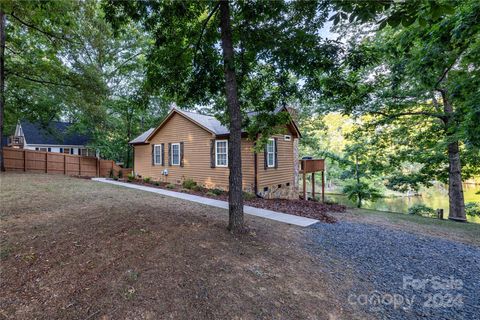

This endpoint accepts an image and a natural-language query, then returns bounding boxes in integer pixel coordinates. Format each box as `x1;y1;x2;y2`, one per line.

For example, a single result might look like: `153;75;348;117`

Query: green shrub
192;185;203;192
127;173;135;182
166;183;175;189
143;177;151;183
113;176;119;181
324;199;338;205
182;178;197;190
154;181;160;186
210;188;224;196
465;202;480;217
109;168;114;178
206;191;217;197
243;192;256;200
408;204;436;217
118;170;123;179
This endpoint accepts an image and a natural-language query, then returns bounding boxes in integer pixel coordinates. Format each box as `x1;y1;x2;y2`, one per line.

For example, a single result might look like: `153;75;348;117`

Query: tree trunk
219;1;244;232
0;11;5;172
447;140;466;221
355;153;361;208
440;90;466;221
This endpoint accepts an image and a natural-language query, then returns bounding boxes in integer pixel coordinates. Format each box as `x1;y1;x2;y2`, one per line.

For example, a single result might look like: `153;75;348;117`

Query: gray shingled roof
130;106;298;144
129;128;154;144
21;121;91;146
175;109;230;135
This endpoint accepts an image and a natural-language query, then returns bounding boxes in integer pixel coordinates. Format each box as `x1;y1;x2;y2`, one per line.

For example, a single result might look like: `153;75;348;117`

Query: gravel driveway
306;221;480;320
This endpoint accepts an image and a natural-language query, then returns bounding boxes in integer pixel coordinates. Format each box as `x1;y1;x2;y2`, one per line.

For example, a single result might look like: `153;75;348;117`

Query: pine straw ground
0;173;366;320
127;179;344;223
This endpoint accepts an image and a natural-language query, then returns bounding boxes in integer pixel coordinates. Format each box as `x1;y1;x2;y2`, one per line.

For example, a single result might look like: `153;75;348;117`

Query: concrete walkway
92;178;318;227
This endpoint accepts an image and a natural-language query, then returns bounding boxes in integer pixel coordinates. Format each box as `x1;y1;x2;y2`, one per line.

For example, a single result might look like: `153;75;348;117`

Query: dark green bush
210;188;224;196
127;173;135;182
143;177;151;183
465;202;480;217
243;192;256;200
408;204;436;217
192;185;203;192
182;178;197;190
109;168;114;179
166;183;175;189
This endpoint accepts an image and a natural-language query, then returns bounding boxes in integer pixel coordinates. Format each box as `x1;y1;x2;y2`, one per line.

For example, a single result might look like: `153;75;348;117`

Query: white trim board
91;178;318;227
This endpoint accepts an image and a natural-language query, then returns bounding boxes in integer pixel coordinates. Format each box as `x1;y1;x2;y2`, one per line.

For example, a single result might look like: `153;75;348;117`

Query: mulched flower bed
120;178;343;223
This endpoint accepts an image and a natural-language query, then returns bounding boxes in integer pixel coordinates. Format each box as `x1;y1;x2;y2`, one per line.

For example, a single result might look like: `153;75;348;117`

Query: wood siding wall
133;113;255;191
133;113;295;192
256;133;295;190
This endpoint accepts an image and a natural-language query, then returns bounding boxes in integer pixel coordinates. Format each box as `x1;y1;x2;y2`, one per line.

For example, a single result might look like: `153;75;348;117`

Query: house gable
145;109;216;143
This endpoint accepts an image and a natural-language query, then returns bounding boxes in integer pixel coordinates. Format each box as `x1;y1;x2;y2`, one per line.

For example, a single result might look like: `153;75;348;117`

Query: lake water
306;182;480;223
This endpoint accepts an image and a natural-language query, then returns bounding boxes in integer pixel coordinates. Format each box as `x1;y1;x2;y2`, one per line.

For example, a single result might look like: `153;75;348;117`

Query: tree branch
370;110;446;120
8;71;76;88
434;47;466;90
108;51;143;77
9;12;80;45
193;2;221;65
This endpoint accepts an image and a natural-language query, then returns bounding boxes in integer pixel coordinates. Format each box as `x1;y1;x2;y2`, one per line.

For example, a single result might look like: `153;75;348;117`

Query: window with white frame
267;138;275;167
154;144;162;165
171;143;180;165
215;140;228;167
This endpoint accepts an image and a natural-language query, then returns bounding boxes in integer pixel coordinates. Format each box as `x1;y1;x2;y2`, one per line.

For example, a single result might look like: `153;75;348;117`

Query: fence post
311;172;315;200
23;150;26;171
322;170;325;203
45;152;48;173
96;158;100;177
79;156;81;176
64;155;67;175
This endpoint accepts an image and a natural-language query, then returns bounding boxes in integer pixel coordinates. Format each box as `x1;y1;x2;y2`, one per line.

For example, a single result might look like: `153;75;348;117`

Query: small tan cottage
130;107;301;199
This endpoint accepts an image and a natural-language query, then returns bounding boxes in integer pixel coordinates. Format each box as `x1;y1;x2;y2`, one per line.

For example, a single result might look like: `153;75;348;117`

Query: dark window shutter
274;138;278;168
168;143;172;166
210;139;216;168
151;144;155;166
264;143;268;170
161;143;165;166
180;142;184;167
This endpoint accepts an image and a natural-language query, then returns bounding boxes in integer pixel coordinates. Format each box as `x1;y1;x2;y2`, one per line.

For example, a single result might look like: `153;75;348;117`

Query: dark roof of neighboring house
130;106;301;145
21;121;91;146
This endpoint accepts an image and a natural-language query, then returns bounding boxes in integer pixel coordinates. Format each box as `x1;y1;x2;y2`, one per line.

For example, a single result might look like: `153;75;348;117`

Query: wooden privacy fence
99;159;132;177
3;147;131;177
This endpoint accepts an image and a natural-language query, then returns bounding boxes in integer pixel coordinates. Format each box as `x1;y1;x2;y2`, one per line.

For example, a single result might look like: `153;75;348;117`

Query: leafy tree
0;0;163;170
320;0;480;221
103;0;336;232
323;127;384;208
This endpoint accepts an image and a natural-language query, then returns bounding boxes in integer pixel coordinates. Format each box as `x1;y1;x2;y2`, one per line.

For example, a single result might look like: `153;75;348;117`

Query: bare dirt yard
0;173;365;320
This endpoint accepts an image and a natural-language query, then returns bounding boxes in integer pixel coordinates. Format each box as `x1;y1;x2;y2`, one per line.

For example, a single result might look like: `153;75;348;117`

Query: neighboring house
7;120;96;157
130;107;301;199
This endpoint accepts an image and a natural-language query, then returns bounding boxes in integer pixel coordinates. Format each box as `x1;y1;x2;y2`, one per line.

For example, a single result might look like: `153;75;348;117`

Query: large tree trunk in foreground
447;141;466;221
0;11;5;172
440;90;466;221
219;1;244;232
